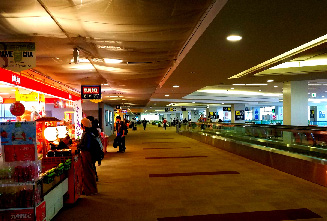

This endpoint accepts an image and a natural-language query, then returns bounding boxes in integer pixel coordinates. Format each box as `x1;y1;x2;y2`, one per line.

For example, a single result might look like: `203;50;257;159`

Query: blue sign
319;111;325;118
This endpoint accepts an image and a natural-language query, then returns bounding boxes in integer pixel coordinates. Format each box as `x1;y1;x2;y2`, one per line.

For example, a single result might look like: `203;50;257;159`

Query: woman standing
78;118;98;195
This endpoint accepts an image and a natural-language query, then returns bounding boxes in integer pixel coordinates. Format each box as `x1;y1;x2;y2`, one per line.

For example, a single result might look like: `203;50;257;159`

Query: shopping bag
113;137;118;148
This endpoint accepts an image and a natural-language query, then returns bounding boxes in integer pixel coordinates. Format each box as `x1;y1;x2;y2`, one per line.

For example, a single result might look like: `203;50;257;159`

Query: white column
283;81;308;126
182;111;189;120
231;104;245;123
190;110;199;122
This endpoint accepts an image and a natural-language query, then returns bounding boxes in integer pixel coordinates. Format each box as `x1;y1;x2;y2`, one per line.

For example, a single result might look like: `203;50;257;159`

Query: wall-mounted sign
319;111;325;118
165;108;176;112
81;85;101;99
0;42;36;72
223;107;231;111
235;110;245;120
312;93;316;98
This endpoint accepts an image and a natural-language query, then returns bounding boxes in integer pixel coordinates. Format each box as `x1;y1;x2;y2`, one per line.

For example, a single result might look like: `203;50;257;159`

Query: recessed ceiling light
227;35;242;41
274;86;278;88
165;95;169;97
246;84;267;86
173;85;179;88
267;80;274;82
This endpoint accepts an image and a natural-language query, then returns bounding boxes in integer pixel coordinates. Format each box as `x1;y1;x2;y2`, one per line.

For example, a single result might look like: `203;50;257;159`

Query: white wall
45;104;74;121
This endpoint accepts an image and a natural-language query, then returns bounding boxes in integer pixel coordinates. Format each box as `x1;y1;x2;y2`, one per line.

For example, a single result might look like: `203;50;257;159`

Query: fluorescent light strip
229;34;327;79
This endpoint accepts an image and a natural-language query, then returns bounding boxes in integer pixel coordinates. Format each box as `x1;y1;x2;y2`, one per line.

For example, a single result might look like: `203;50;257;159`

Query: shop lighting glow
110;96;118;97
44;127;57;142
267;80;274;82
165;95;169;97
227;35;242;41
232;84;245;85
173;85;179;88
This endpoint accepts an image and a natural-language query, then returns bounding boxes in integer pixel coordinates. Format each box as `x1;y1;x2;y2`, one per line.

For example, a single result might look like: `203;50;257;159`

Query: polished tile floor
53;125;327;221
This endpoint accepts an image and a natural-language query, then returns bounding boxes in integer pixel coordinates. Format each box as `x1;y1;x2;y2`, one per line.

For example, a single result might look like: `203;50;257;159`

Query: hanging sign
223;107;231;111
81;85;101;99
235;110;245;120
0;42;36;72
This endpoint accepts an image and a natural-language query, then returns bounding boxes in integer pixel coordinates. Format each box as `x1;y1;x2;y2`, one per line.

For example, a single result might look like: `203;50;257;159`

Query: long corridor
54;125;327;221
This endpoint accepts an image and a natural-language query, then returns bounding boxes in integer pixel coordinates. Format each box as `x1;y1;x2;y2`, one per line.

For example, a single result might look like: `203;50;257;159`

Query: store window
0;104;16;122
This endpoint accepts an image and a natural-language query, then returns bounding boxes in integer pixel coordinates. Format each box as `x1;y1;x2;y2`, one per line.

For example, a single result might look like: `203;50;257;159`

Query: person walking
78;118;98;195
115;116;126;153
142;118;147;130
163;118;167;130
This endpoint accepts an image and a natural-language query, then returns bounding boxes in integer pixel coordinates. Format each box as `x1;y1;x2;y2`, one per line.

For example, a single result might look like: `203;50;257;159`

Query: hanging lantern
10;101;25;116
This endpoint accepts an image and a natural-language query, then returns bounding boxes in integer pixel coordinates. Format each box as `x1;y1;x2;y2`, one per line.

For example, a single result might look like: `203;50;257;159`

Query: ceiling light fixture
165;95;169;97
232;84;245;85
192;102;195;103
231;88;234;89
173;85;179;88
222;103;224;104
110;96;118;97
245;84;268;86
227;35;242;41
267;80;274;82
274;86;278;88
104;59;123;64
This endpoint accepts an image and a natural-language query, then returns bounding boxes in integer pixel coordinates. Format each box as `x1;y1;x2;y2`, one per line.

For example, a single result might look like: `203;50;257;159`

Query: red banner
0;68;80;101
2;208;35;221
4;144;35;162
35;201;46;221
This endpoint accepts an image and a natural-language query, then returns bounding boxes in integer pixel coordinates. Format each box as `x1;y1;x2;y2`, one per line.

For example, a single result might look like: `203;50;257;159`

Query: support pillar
283;81;308;126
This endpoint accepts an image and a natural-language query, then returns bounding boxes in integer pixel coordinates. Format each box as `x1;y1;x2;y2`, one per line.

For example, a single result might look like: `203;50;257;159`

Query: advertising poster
0;121;36;162
0;42;36;72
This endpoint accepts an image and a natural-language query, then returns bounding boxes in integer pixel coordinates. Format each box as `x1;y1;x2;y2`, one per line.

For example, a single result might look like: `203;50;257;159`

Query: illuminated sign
223;107;231;111
235;110;245;120
81;85;101;99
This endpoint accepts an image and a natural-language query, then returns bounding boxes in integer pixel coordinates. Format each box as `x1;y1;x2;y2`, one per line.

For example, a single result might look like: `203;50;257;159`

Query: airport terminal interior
2;0;327;220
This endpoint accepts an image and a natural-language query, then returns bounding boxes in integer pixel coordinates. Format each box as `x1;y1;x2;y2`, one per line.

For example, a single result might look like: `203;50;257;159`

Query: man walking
142;118;147;130
115;116;126;153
